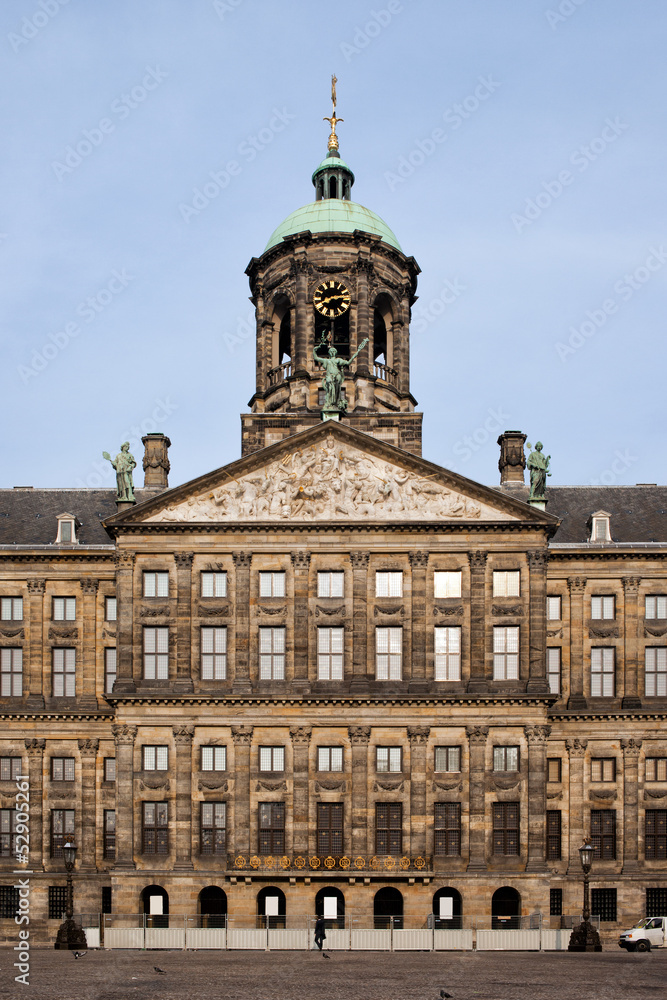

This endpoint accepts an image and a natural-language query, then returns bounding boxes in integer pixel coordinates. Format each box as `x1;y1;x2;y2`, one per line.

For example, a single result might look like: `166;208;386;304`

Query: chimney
497;430;526;485
142;433;171;489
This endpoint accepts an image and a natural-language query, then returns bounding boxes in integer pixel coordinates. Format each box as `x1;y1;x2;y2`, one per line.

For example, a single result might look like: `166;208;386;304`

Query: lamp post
54;842;87;950
568;839;602;952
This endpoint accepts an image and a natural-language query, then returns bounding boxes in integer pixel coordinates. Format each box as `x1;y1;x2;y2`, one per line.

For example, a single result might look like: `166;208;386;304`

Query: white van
619;916;666;951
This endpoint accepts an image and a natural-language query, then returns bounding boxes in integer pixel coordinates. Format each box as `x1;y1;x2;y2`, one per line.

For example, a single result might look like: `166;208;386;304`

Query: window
143;571;169;598
143;627;169;680
547;647;561;695
103;810;115;860
258;627;285;680
376;571;403;597
317;627;344;680
591;887;616;922
103;758;116;782
201;746;227;771
0;757;22;781
102;887;112;914
0;597;23;621
375;803;402;855
51;809;75;858
376;747;402;773
645;648;667;697
201;571;227;598
547;758;562;783
0;886;19;918
259;746;284;772
376;627;402;680
646;596;667;620
493;802;519;855
201;802;226;854
493;571;520;598
433;571;462;598
48;885;68;919
434;747;461;773
53;597;76;621
104;648;116;695
105;596;117;621
591;515;611;543
1;648;22;697
318;746;343;772
546;811;562;860
434;627;461;681
493;746;519;772
591;758;616;782
201;627;227;680
318;571;344;598
550;888;563;917
258;802;284;854
590;810;616;859
647;887;667;917
143;746;168;771
51;758;75;781
493;627;519;680
56;515;76;543
591;647;615;697
259;572;285;598
52;648;75;697
142;802;168;854
434;803;461;856
645;811;667;860
317;802;343;856
591;596;615;620
0;809;17;857
646;758;667;782
546;596;561;620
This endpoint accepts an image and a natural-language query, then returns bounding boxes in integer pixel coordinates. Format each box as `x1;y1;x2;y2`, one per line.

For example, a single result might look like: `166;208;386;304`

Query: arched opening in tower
328;176;337;199
314;310;350;359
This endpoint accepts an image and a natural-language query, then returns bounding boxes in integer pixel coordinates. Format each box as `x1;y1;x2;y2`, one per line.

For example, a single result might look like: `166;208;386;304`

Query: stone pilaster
290;726;312;854
79;579;99;708
232;553;252;694
292;255;309;375
174;553;194;693
621;738;642;872
291;552;311;694
467;552;488;692
24;739;45;870
114;552;136;693
526;551;550;693
408;552;428;692
354;257;371;373
111;724;137;869
567;577;587;710
26;579;45;708
393;320;407;394
565;738;587;873
524;725;551;871
231;726;253;856
172;725;194;869
350;552;370;693
348;726;371;855
466;725;489;870
407;726;430;856
77;738;99;870
622;577;642;709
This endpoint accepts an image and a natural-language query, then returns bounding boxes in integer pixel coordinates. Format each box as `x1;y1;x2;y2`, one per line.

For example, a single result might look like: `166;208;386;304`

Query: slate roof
0;489;153;546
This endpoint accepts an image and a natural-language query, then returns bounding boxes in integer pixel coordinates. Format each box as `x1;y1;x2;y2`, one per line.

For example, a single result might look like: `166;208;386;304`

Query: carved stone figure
103;442;136;502
527;441;551;499
314;338;368;411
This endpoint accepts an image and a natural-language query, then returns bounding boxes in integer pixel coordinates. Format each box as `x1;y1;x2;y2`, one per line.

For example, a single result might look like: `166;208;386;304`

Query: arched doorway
141;885;168;928
315;886;345;928
432;888;462;929
373;886;403;929
492;886;521;929
199;885;227;928
257;886;286;928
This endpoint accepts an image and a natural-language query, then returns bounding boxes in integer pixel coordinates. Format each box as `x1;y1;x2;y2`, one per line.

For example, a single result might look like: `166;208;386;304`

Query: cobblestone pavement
0;948;665;1000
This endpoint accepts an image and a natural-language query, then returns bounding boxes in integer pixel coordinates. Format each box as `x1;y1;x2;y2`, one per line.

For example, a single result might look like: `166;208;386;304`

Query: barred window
493;746;519;772
591;887;616;922
546;596;561;621
645;647;667;697
434;803;460;856
201;746;226;771
259;572;285;598
0;885;19;918
52;648;75;697
143;746;168;771
201;571;227;598
646;758;667;782
376;746;402;773
201;627;227;680
51;809;75;858
103;809;115;860
143;571;169;598
104;648;116;695
258;802;284;854
434;627;461;681
317;802;343;856
142;802;168;854
103;758;116;782
646;596;667;620
493;802;519;855
48;885;68;920
376;627;402;680
317;571;344;598
53;597;76;621
0;757;22;781
591;809;616;859
318;746;343;772
591;647;615;697
1;648;22;697
201;802;226;855
591;758;616;782
546;810;562;860
547;758;562;783
493;627;519;680
259;746;284;772
645;810;667;860
143;627;169;680
433;571;462;598
376;571;403;598
547;647;561;695
550;888;563;916
259;627;285;680
493;571;520;598
434;747;460;773
51;757;75;781
0;809;17;857
375;803;402;856
647;887;667;916
591;595;615;620
317;627;344;681
0;597;23;621
104;596;117;621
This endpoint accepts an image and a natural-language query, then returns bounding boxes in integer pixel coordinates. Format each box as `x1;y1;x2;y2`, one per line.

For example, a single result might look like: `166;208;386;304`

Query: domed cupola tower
242;80;422;457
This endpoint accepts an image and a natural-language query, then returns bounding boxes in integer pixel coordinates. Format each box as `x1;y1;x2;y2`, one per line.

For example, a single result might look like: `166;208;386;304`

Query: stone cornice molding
565;738;588;757
231;725;253;746
77;738;99;756
348;725;371;745
112;724;137;746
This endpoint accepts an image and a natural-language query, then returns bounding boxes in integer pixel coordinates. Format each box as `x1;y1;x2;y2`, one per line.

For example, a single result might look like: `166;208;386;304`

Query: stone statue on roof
103;442;136;502
527;441;551;500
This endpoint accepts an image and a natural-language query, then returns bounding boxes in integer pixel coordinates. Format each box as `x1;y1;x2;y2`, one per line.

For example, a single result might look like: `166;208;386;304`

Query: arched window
313;311;350;360
315;886;345;928
373;309;387;364
373;886;403;929
432;887;462;929
198;885;227;928
278;311;291;363
329;176;337;199
372;294;394;371
491;886;521;929
257;886;286;928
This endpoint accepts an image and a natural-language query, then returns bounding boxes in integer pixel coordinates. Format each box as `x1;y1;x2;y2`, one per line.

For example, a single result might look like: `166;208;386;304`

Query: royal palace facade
1;109;666;944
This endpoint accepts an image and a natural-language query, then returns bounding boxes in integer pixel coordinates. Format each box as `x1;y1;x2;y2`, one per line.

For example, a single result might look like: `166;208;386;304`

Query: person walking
314;915;327;955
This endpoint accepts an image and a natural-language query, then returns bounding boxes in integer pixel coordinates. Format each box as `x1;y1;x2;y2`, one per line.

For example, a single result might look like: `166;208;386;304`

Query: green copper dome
264;199;402;252
311;154;355;184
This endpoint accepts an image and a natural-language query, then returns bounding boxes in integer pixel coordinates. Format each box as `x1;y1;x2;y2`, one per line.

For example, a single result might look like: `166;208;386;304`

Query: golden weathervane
323;73;343;152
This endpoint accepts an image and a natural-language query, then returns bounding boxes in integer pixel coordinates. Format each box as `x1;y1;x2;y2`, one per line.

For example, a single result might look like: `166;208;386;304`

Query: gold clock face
313;280;351;318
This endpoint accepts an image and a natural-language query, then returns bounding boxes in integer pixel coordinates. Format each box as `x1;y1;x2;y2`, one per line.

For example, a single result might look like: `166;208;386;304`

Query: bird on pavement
72;951;87;959
322;952;330;958
154;966;167;974
440;990;452;998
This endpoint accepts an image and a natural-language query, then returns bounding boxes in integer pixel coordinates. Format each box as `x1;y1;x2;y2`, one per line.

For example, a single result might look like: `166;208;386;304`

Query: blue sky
2;0;666;492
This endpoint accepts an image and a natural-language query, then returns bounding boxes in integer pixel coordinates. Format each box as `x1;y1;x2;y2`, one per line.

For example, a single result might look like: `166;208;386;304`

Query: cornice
550;711;667;722
102;693;555;708
0;550;115;563
104;520;555;538
0;710;114;721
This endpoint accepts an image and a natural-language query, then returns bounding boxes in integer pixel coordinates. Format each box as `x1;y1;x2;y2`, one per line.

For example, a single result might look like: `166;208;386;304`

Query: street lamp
567;839;602;952
54;842;87;950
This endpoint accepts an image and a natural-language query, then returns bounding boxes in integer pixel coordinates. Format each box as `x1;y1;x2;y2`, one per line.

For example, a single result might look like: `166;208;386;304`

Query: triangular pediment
106;422;558;528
